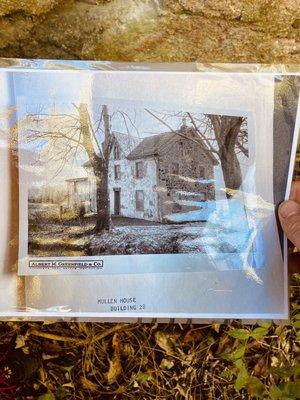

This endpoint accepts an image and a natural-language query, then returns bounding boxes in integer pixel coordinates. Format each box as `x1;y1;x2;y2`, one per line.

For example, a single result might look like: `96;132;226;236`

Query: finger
290;181;300;203
278;200;300;249
289;252;300;274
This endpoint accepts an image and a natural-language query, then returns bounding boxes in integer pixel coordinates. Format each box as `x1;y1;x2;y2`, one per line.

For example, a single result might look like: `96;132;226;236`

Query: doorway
114;189;121;215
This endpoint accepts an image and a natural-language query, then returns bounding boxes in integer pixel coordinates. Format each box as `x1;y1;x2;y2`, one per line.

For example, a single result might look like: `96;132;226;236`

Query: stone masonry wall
108;152;159;221
157;137;215;217
0;0;298;63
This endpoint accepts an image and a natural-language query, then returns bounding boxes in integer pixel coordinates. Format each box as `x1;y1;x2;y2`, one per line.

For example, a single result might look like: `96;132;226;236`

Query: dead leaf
175;383;193;400
107;354;122;385
115;385;126;394
212;323;221;333
155;331;178;355
254;357;269;377
15;334;27;349
160;358;175;370
62;382;75;389
43;340;62;354
183;329;204;346
112;333;122;355
80;376;99;391
217;334;230;354
271;356;279;367
123;343;135;358
22;346;30;354
106;332;123;384
39;367;48;384
42;353;60;360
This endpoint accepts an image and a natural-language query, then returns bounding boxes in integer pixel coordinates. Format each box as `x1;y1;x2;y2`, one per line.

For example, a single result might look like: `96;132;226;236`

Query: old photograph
25;103;251;262
1;64;293;318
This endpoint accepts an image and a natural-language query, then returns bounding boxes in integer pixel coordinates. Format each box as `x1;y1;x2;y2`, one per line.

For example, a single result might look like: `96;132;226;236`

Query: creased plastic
0;59;299;322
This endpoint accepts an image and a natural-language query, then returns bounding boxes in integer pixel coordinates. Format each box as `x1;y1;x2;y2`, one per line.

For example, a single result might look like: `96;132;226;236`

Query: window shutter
143;161;147;177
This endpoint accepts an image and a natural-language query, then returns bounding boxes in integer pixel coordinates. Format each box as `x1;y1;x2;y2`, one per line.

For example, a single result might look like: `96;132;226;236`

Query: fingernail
279;201;299;219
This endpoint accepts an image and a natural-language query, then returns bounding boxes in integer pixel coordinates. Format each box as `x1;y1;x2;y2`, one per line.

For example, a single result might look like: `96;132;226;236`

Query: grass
89;223;206;255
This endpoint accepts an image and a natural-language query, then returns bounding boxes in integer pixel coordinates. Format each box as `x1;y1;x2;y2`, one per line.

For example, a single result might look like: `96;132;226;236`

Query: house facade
107;132;159;220
126;125;218;221
67;125;218;222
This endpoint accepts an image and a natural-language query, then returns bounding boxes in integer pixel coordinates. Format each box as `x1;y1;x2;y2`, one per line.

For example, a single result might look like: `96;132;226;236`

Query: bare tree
20;103;115;233
203;115;245;190
78;104;115;232
146;109;247;190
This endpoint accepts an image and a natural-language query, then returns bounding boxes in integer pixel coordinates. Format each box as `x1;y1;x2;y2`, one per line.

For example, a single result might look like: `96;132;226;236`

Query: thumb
278;200;300;249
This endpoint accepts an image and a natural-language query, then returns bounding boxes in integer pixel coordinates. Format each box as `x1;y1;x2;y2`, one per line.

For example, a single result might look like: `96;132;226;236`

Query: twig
30;323;128;345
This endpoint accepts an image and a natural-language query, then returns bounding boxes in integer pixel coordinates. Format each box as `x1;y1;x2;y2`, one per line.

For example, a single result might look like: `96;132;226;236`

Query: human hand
279;182;300;273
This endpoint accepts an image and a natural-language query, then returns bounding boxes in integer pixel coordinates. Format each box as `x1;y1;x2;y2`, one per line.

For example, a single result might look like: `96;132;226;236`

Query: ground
28;203;208;257
89;223;207;255
29;200;264;263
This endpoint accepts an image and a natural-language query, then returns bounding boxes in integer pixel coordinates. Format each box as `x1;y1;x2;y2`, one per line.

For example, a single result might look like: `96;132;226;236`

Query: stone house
67;125;218;221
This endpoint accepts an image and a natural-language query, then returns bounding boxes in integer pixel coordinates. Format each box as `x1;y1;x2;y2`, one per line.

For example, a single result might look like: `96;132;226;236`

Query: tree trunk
220;147;242;192
94;162;111;233
208;115;244;193
78;103;114;233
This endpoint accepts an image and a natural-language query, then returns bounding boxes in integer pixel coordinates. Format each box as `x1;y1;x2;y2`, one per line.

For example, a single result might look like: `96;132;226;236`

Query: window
199;166;205;177
135;190;144;211
180;141;188;157
114;144;121;160
173;203;182;212
135;161;143;178
114;165;121;180
171;162;179;175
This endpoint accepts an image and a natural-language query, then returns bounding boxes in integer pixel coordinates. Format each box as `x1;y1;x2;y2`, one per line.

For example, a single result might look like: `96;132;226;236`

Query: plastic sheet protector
0;60;299;321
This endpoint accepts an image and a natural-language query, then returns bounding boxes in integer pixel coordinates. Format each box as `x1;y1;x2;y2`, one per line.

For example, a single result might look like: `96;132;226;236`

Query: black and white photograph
10;65;291;285
25;102;251;263
0;62;297;320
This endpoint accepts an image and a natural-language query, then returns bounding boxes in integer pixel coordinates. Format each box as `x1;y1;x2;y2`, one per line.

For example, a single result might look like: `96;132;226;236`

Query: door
114;189;120;215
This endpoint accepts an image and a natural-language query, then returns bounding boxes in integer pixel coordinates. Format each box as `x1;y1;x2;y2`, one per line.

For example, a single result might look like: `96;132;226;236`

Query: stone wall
0;0;298;63
108;147;159;221
157;136;215;217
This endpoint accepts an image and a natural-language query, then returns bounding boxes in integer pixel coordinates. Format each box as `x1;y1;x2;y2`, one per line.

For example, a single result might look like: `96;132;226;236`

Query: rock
0;0;298;62
0;0;63;17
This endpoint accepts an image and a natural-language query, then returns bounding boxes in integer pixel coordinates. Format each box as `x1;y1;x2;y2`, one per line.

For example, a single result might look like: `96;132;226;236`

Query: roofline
127;153;158;161
65;177;88;182
126;130;219;164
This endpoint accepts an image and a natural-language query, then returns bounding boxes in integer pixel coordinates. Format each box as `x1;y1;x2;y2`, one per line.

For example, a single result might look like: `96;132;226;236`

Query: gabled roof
126;131;176;160
127;127;218;165
82;131;140;168
113;131;140;157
